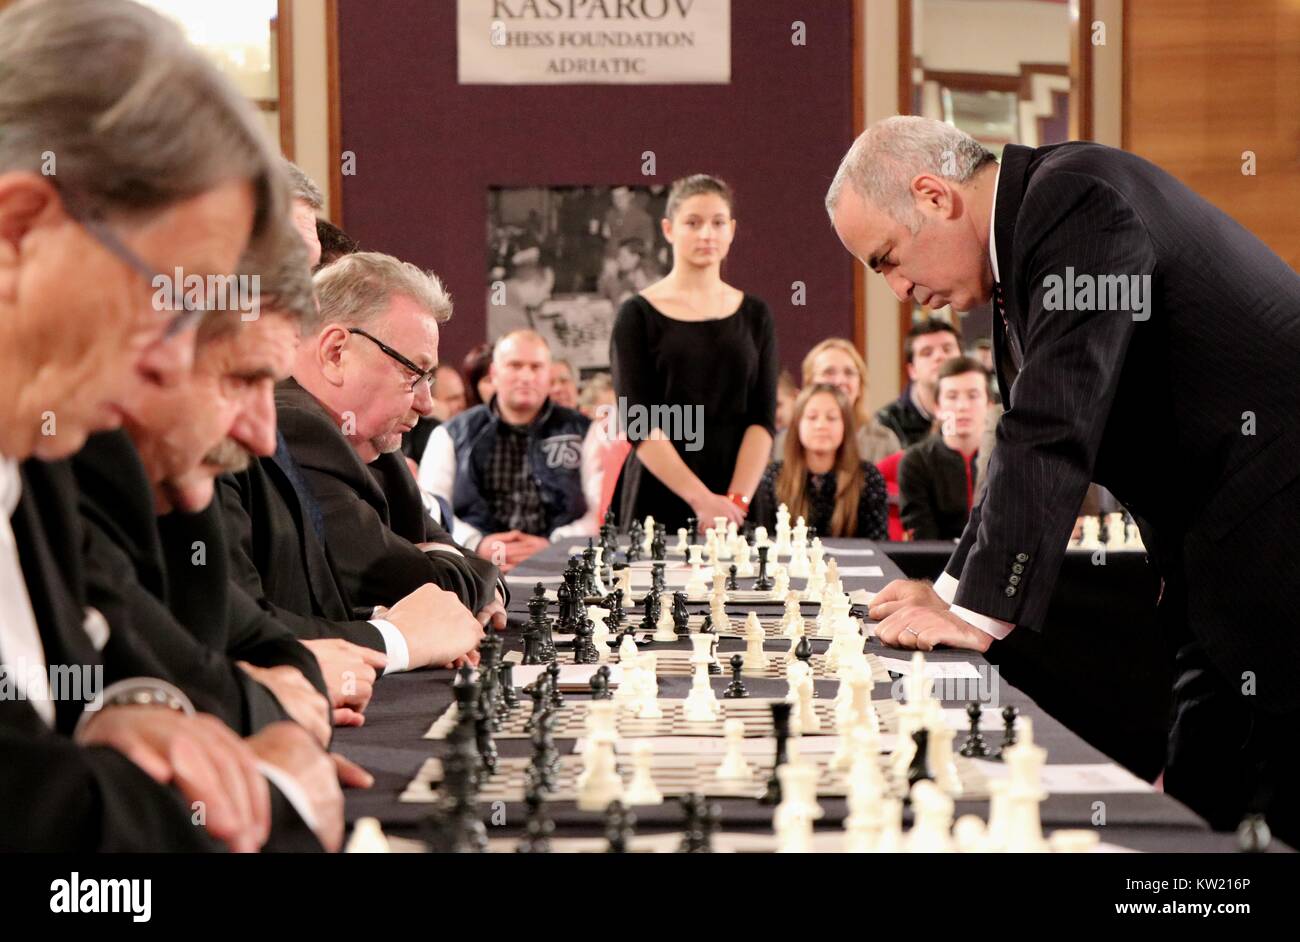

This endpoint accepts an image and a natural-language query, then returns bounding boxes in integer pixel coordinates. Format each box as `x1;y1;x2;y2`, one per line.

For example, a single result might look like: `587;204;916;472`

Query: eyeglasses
347;327;435;392
57;186;208;339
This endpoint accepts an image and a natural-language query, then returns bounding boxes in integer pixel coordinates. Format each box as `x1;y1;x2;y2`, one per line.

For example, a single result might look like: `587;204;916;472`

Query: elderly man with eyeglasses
271;252;508;640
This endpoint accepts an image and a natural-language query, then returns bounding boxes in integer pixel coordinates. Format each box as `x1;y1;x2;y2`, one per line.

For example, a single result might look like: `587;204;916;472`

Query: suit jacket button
1005;586;1017;597
1008;575;1021;586
1012;563;1025;574
1015;553;1029;563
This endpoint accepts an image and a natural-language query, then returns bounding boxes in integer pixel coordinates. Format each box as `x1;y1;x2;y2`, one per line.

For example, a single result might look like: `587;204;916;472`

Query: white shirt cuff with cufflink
257;760;319;833
932;572;1015;640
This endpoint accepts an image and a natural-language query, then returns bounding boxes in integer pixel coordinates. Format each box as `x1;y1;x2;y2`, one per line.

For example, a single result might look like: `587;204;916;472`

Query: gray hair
0;0;285;241
197;226;313;344
283;159;323;211
310;251;452;335
825;116;996;227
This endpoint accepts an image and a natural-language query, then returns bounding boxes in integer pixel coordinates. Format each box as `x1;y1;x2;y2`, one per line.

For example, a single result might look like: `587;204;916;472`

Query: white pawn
674;527;689;555
641;515;656;556
753;525;770;550
1105;512;1126;549
684;545;708;598
735;538;754;577
622;741;663;806
787;536;810;579
683;634;720;722
953;815;989;853
774;806;814;854
825;558;842;595
771;564;790;599
810;537;826;575
709;591;732;634
715;718;753;781
345;817;391;853
652;590;677;642
906;781;955;853
632;653;662;719
716;519;734;560
785;661;819;734
743;612;769;670
872;799;904;853
803;562;825;600
928;721;963;798
773;504;792;559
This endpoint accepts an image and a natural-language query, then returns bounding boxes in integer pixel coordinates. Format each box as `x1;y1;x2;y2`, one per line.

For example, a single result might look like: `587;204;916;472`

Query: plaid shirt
484;421;546;534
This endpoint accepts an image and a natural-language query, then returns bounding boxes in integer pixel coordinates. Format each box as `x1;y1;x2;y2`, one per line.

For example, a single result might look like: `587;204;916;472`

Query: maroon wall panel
336;0;856;376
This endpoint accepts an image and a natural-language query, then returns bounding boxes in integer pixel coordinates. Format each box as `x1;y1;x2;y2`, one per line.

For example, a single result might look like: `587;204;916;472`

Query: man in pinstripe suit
827;116;1300;844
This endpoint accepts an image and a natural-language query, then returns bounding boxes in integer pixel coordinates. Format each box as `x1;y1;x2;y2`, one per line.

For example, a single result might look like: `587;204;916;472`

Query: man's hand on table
875;605;993;654
387;583;485;668
478;530;549;572
867;578;949;620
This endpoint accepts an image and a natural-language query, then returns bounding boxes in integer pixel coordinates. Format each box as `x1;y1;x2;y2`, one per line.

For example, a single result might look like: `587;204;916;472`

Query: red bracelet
727;492;750;511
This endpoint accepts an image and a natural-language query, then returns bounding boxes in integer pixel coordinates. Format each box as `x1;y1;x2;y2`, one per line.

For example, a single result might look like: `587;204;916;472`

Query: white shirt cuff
256;760;318;833
368;619;410;674
949;603;1016;641
934;571;959;603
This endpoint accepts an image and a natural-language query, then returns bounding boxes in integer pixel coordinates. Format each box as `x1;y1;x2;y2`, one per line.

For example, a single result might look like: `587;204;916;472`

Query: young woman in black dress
748;383;888;540
610;174;777;532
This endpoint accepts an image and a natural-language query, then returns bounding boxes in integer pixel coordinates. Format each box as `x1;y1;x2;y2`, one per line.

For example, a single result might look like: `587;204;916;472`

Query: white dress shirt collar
989;163;1002;285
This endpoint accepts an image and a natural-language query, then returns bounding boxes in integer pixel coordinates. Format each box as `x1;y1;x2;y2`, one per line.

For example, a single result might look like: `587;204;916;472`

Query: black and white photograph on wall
487;185;671;372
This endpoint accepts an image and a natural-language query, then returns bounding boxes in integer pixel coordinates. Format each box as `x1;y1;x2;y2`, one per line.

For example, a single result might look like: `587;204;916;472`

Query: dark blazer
275;378;504;613
944;142;1300;711
3;458;314;851
899;437;977;540
70;431;327;733
218;451;387;652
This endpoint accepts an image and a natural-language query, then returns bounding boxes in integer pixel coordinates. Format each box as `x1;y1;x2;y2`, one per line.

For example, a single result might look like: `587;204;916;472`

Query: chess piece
572;615;599;664
623;741;664;805
753;545;773;591
993;704;1019;760
588;605;612;663
905;727;934;791
604;801;636;853
671;590;691;638
684;545;708;598
771;564;790;599
576;701;624;812
683;634;720;722
794;634;812;666
589;671;612;700
952;815;988;853
500;662;519;709
725;564;738;591
906;780;955;853
760;702;793;805
638;589;659;635
516;782;555;853
523;681;546;733
546;660;564;709
959;702;990;758
715;718;752;781
651;524;667;561
1001;718;1048;853
345;817;390;853
743;611;769;669
1237;813;1272;853
724;654;748;698
674;526;689;555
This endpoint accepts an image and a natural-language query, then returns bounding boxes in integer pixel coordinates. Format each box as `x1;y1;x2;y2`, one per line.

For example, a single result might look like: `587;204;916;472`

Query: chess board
682;613;862;640
424;696;900;740
620;648;891;684
401;751;990;804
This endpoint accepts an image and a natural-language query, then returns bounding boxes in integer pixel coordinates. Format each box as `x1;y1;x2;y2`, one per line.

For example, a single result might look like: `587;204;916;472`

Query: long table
333;539;1270;852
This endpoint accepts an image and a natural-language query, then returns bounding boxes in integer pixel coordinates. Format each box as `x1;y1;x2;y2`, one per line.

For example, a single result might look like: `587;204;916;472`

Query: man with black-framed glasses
275;251;509;633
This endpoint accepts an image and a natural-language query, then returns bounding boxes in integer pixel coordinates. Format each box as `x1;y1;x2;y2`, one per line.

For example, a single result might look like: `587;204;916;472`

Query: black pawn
516;784;554;853
794;634;813;666
753;545;773;591
993;705;1019;760
546;661;564;709
572;615;598;665
724;653;748;699
959;702;990;758
760;702;792;805
906;727;934;791
605;800;636;853
589;669;612;700
725;564;738;592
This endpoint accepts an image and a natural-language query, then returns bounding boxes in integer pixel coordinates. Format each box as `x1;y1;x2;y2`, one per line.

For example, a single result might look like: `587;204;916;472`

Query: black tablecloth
334;539;1271;853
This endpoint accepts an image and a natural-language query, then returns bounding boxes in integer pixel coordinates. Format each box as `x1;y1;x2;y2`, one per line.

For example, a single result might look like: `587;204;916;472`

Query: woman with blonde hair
801;338;901;462
748;384;887;539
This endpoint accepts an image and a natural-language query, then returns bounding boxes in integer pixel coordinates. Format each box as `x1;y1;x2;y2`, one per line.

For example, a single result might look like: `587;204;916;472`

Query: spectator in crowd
463;342;495;408
549;357;580;410
875;318;962;447
770;370;799;457
802;338;901;462
898;356;991;539
749;384;888;539
420;330;596;571
283;159;323;269
315;217;359;270
577;372;630;524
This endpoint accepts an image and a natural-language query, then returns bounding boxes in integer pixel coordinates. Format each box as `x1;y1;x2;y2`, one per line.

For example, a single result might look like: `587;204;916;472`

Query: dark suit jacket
899;437;977;540
3;458;316;850
275;378;504;612
945;142;1300;711
218;453;387;652
71;431;327;733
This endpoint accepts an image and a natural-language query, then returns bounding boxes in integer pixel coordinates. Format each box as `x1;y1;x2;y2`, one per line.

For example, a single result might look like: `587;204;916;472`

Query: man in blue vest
420;330;597;572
